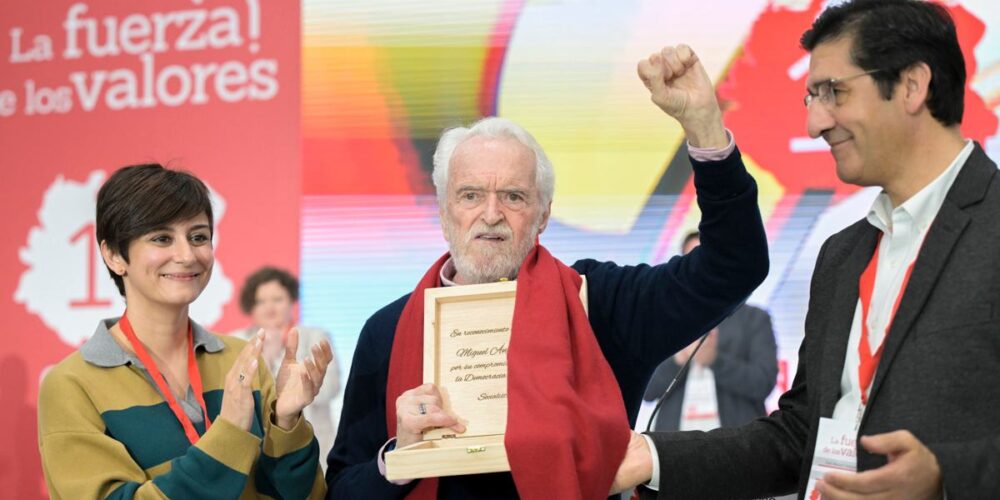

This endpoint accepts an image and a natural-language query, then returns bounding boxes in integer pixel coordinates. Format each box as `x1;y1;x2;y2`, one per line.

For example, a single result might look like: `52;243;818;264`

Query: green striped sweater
38;319;325;499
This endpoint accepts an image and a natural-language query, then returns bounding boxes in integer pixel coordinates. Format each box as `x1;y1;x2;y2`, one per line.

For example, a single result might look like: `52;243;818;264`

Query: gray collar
80;317;225;369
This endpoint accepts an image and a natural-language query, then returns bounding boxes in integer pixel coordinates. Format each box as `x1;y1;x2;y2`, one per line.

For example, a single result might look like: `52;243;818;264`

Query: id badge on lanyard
805;417;858;498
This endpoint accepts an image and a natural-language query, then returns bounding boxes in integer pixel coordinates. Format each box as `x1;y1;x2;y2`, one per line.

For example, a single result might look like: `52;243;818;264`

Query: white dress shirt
832;140;972;424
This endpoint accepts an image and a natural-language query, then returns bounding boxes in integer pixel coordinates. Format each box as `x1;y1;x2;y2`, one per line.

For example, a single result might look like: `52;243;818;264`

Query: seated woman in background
233;267;340;464
38;164;332;499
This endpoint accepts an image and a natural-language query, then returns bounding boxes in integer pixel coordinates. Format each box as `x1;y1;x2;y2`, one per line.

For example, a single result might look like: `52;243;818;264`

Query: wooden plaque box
385;279;587;480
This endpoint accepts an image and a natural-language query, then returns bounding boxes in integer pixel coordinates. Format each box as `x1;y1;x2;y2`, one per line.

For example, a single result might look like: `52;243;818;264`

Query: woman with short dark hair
38;163;331;499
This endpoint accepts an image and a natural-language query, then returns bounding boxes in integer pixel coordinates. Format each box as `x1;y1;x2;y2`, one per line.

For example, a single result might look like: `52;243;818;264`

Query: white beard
444;218;539;284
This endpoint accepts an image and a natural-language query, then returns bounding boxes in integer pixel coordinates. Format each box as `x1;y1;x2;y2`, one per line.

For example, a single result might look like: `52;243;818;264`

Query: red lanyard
119;311;212;444
856;234;920;405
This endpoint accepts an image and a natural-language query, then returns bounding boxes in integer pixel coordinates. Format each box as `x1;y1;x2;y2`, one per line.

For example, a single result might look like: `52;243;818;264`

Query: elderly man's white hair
431;117;556;207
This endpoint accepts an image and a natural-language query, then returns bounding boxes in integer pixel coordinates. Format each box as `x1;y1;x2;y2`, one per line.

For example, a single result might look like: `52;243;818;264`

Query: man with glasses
613;0;1000;498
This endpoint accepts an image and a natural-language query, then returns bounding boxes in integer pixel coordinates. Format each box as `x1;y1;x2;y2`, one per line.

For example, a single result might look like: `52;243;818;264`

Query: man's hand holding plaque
396;383;467;448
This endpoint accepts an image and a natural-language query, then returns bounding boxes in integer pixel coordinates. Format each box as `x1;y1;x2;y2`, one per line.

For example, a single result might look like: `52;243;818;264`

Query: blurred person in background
638;231;778;434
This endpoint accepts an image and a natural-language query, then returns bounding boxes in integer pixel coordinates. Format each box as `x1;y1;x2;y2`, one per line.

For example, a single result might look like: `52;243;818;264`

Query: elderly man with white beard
326;44;769;500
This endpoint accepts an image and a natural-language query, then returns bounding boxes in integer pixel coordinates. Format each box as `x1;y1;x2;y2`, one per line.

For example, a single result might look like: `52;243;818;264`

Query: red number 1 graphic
70;223;112;307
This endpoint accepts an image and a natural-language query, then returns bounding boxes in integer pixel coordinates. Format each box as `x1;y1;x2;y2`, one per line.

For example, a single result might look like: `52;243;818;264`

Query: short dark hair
800;0;965;126
96;164;214;296
239;266;300;314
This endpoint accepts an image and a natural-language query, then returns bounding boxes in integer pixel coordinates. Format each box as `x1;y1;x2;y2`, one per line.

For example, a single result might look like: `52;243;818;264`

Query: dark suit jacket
643;304;778;431
646;143;1000;499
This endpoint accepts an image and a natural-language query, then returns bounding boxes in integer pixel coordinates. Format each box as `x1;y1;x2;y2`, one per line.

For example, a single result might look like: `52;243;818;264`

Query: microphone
644;332;711;432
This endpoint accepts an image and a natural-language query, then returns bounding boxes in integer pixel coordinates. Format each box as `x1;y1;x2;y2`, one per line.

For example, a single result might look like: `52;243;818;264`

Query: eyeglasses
803;69;880;108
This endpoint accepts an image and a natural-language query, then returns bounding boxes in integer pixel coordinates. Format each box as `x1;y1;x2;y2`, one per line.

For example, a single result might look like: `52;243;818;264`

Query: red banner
0;2;300;495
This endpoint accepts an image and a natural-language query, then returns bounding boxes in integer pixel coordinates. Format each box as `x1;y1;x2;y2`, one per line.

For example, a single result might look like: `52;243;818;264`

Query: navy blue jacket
326;148;769;499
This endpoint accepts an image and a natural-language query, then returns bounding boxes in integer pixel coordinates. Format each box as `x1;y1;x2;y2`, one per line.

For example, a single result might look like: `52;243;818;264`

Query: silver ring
418;403;427;415
238;373;246;382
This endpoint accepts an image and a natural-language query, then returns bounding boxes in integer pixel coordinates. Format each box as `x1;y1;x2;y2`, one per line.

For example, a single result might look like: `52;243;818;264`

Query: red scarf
386;246;629;499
